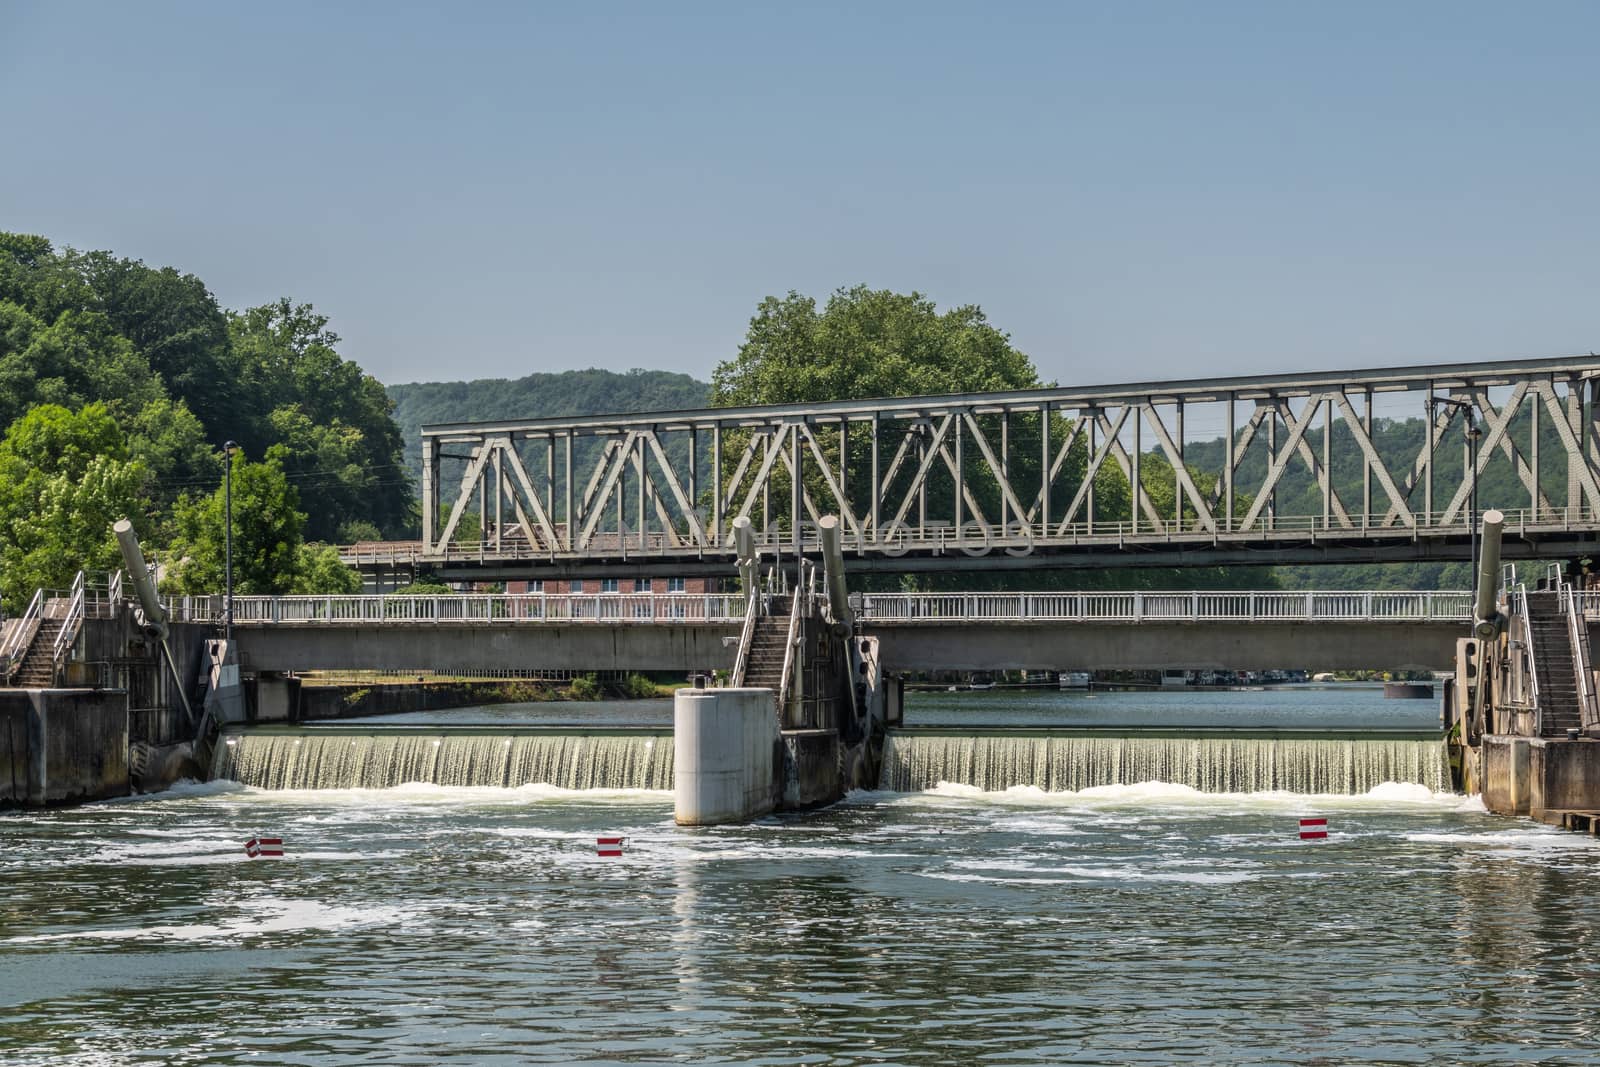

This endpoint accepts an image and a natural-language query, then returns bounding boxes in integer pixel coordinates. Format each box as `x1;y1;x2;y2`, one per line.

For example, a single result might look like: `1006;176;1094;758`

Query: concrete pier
673;688;781;826
1479;735;1600;822
0;689;129;807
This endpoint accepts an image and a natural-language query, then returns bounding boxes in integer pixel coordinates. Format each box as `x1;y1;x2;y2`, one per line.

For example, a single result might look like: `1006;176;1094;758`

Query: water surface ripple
4;687;1598;1065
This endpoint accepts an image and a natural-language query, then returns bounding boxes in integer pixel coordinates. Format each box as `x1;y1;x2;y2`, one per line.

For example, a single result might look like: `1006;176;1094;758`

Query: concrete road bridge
165;588;1600;675
357;355;1600;583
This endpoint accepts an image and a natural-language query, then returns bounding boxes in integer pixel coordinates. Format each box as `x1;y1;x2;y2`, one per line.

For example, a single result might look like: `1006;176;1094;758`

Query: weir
211;724;1449;797
884;729;1451;795
213;727;673;791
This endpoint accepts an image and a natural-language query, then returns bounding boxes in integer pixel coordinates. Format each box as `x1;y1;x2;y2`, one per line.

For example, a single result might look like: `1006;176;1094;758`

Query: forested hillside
389;368;708;430
387;369;709;491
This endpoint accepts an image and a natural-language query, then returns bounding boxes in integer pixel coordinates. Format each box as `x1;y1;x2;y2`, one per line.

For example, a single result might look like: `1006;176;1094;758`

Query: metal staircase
9;618;66;687
1525;590;1586;737
738;596;792;691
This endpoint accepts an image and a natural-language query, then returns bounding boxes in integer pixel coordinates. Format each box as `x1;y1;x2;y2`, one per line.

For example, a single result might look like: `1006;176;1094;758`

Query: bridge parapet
167;589;1500;627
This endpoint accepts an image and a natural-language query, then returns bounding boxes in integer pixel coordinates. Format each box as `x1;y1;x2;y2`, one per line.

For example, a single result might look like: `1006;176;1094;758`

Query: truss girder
419;356;1600;569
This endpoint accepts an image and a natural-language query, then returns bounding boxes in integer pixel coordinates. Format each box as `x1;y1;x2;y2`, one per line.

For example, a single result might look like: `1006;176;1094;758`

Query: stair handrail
1510;579;1540;729
0;588;43;678
730;578;761;687
775;571;805;720
51;571;87;678
1559;575;1599;732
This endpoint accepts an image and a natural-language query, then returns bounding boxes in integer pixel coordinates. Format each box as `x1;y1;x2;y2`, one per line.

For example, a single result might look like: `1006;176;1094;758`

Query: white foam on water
181;781;673;807
866;780;1474;812
1404;828;1600;850
6;898;410;944
950;856;1260;885
104;779;250;803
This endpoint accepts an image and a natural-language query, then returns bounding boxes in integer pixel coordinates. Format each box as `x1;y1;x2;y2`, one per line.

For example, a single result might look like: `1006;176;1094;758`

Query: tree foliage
0;404;146;607
713;286;1041;406
0;233;381;605
161;451;361;596
0;234;412;543
228;299;411;541
711;287;1249;590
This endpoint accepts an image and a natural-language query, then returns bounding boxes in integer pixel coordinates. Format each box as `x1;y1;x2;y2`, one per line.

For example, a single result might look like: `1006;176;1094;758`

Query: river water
5;687;1600;1065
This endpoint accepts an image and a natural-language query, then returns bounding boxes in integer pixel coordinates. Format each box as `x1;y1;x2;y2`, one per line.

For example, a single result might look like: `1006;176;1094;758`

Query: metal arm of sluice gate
1474;509;1505;639
113;518;196;727
113;519;167;639
818;516;853;636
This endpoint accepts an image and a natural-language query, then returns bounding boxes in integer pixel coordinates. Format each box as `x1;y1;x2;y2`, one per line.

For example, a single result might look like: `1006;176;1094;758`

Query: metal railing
854;590;1476;623
178;592;748;625
1557;573;1599;732
0;588;43;678
349;504;1600;568
775;561;815;718
1510;574;1540;728
50;571;86;676
147;588;1515;626
730;589;760;687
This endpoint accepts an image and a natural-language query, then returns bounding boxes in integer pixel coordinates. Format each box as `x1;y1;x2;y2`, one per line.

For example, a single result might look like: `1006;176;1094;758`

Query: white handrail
1512;581;1540;730
51;571;87;679
152;589;1510;626
775;568;807;720
1559;577;1598;732
730;590;760;686
0;588;43;676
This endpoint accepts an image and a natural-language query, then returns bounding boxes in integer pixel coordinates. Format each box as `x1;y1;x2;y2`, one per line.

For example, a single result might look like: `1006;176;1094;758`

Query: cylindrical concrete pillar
674;687;779;825
1475;508;1504;623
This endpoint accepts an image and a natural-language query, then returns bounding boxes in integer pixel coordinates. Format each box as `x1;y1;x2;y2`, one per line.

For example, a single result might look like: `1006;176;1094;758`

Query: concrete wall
1480;735;1600;820
674;688;780;825
233;618;1464;674
870;621;1463;672
0;698;25;806
782;729;843;810
0;689;129;807
237;622;739;674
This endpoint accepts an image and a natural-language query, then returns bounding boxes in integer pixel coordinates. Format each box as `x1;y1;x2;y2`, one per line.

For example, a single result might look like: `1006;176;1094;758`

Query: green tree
710;286;1265;592
0;303;166;430
227;299;412;540
163;451;365;595
64;247;235;432
164;452;307;595
713;286;1041;406
0;404;146;609
125;397;221;524
292;543;363;595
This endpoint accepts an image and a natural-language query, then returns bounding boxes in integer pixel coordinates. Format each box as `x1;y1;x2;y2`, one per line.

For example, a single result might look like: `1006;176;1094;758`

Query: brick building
503;576;724;595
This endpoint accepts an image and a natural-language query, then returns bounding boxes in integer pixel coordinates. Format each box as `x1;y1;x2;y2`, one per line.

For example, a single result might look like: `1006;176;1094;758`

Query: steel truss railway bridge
352;355;1600;582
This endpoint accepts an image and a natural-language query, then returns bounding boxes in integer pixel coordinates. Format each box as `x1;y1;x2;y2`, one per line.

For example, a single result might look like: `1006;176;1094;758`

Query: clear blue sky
3;2;1596;388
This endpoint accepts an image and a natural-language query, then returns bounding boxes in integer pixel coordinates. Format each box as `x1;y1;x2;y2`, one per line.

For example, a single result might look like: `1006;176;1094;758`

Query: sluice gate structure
15;356;1600;821
1442;510;1600;830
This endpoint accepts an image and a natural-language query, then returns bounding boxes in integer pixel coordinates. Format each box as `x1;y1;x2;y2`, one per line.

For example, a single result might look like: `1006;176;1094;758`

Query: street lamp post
223;441;239;644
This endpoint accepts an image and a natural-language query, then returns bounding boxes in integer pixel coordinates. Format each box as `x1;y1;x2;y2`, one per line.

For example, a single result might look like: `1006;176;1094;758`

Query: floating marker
1299;818;1328;841
596;836;625;857
244;836;285;858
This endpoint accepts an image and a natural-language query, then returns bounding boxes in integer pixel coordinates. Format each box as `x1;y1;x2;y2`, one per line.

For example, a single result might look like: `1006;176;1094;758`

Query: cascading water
213;730;674;790
882;732;1451;794
213;727;1449;796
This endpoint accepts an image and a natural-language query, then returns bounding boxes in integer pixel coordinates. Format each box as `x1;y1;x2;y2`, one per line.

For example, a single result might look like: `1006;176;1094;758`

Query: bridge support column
674;687;780;826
